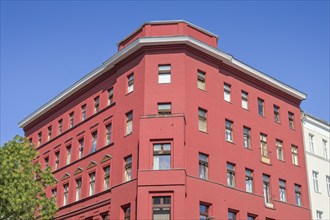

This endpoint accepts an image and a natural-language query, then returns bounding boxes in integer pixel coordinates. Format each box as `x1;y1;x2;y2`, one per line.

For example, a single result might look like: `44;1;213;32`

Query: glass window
108;88;114;105
78;138;84;159
38;132;42;147
199;153;208;180
224;83;231;102
288;112;295;129
274;105;280;123
199;203;209;220
295;184;302;206
276;139;284;161
279;179;287;202
106;124;112;145
227;163;235;187
260;133;268;158
69;112;74;128
326;175;330;197
225;120;233;142
153;197;171;220
44;157;49;168
66;145;71;165
153;143;171;170
247;214;256;220
263;174;272;204
158;65;171;84
198;108;207;132
89;172;95;196
94;96;100;113
55;151;60;170
258;98;265;116
292;145;299;165
197;70;206;90
323;140;328;159
52;188;57;199
228;210;237;220
63;184;69;206
91;132;98;153
245;169;253;193
58;119;63;135
158;103;172;115
127;73;134;93
243;126;251;149
312;171;319;192
81;104;87;121
125;156;132;182
126;111;133;135
241;91;248;109
123;205;131;220
309;134;314;154
76;178;82;201
47;126;52;141
104;166;110;190
316;210;323;219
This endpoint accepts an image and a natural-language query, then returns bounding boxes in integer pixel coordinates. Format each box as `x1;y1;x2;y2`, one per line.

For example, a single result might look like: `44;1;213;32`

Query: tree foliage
0;136;57;220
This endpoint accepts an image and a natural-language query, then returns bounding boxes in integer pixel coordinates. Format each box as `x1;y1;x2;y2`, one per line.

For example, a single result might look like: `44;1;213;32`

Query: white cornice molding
18;36;307;128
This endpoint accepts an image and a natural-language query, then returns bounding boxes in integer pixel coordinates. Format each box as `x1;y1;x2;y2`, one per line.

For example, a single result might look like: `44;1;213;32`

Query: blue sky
1;1;329;145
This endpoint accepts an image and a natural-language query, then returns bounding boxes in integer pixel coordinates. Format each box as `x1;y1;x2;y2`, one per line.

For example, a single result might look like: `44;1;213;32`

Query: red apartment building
19;20;311;220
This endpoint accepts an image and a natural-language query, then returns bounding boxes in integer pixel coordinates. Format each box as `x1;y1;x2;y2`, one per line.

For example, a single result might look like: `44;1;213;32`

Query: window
199;203;209;220
197;70;206;90
51;188;57;199
108;88;114;105
127;73;134;93
227;163;235;187
38;132;42;146
309;134;314;153
199;153;208;180
288;112;295;129
63;184;69;206
224;83;231;102
153;197;171;220
274;105;280;123
258;98;265;116
228;210;237;220
276;139;284;161
158;103;172;115
58;119;63;135
69;112;74;128
94;96;99;113
247;214;256;220
91;132;98;153
312;171;319;192
326;175;330;196
225;120;233;142
198;108;207;132
158;65;171;84
126;111;133;135
323;139;328;159
316;210;323;219
106;124;112;145
153;143;171;170
241;91;248;109
47;126;52;141
292;145;299;165
123;205;131;220
104;166;110;190
76;178;82;201
78;138;84;159
66;145;71;165
81;104;87;121
101;213;110;220
89;172;95;196
245;169;253;193
55;151;60;170
279;179;287;202
295;184;302;206
243;127;251;149
124;156;132;181
260;133;269;158
263;174;272;205
44;157;49;168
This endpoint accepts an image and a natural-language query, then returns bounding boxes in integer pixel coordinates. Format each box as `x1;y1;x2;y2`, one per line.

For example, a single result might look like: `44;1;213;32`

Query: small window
243;127;251;149
89;172;95;196
245;169;253;193
288;112;295;129
158;65;171;84
55;151;60;170
38;132;42;147
197;70;206;90
295;184;302;206
66;145;71;165
81;104;87;121
104;166;110;190
44;157;49;168
316;210;323;220
153;197;171;220
69;112;74;128
276;139;284;161
309;134;314;153
58;119;63;135
228;210;238;220
274;105;280;123
153;143;171;170
312;171;319;192
78;138;84;159
224;83;231;102
106;124;112;145
47;126;52;141
200;203;210;220
51;188;57;199
322;139;328;159
91;131;98;153
225;120;233;142
292;145;299;165
158;103;172;115
127;73;134;93
260;133;268;158
126;111;133;135
123;205;131;220
227;162;235;187
108;88;114;105
258;98;265;116
198;108;207;132
326;175;330;197
63;184;69;206
241;91;248;109
94;96;100;113
75;178;82;201
124;156;132;182
263;174;272;205
279;179;287;202
199;153;208;180
247;214;257;220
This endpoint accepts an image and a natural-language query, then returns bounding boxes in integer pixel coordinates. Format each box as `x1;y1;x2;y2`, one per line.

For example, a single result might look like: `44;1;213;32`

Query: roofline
18;35;306;128
302;112;330;127
117;20;219;46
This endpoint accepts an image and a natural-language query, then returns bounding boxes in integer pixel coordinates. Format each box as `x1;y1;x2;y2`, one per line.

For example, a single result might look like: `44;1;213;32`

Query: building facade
302;113;330;220
19;21;312;219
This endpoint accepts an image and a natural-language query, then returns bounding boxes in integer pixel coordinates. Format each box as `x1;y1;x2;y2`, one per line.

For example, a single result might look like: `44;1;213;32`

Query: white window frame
224;83;231;102
158;65;171;84
312;171;319;192
241;91;248;109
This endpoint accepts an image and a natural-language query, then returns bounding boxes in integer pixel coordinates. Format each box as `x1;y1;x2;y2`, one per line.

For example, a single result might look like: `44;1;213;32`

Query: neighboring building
302;113;330;220
19;20;311;219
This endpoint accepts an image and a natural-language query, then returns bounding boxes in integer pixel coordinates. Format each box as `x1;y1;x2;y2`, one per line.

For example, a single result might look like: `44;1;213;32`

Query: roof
18;24;307;128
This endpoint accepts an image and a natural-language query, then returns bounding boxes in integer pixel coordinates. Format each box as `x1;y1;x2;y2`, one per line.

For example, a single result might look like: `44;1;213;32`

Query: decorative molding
101;154;112;163
74;167;83;175
87;161;97;169
61;172;70;181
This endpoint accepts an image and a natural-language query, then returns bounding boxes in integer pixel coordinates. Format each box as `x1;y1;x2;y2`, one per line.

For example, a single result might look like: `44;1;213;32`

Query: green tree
0;136;57;220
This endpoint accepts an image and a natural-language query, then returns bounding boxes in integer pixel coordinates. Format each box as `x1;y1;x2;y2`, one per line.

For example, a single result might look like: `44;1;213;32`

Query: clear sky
1;1;329;145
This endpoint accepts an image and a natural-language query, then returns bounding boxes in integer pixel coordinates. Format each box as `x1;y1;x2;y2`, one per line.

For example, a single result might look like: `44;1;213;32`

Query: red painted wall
23;21;311;220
